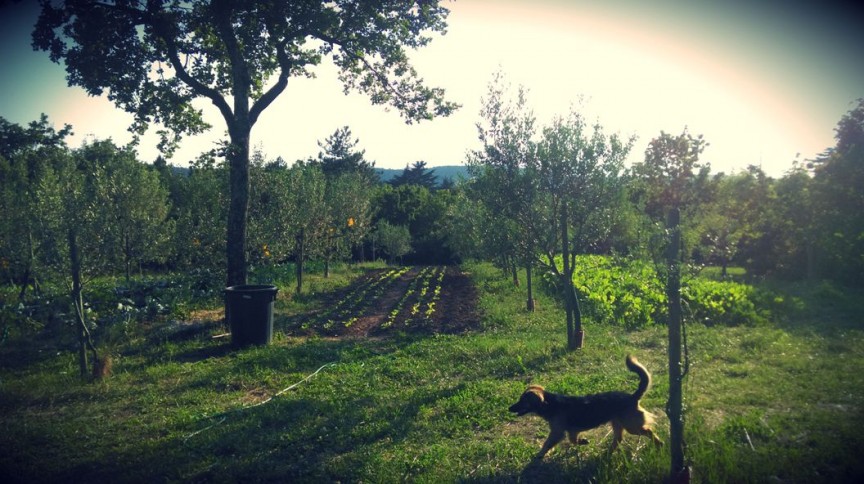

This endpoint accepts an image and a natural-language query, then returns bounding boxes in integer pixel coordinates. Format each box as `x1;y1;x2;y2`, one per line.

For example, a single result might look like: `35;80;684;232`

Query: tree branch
89;1;235;126
314;30;420;116
249;43;292;127
211;0;250;126
162;45;235;124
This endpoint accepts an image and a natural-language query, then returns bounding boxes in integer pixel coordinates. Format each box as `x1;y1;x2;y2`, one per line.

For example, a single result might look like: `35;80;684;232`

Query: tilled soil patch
278;266;480;338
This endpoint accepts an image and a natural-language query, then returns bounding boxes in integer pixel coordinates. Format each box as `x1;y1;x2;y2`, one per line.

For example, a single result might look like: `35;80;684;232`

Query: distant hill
375;165;471;186
163;164;472;187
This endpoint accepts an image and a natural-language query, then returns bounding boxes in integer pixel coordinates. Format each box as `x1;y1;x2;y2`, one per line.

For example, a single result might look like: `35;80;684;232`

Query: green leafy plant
572;255;666;329
682;277;773;326
543;255;781;329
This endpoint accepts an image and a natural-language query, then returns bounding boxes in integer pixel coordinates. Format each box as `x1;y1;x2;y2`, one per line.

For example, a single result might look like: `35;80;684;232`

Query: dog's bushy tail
626;355;651;400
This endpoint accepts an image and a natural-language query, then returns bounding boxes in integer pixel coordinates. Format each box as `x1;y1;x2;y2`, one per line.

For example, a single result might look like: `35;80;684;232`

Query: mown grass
1;262;863;482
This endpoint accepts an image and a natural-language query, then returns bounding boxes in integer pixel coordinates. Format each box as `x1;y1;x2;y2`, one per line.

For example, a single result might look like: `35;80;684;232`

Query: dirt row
279;266;480;338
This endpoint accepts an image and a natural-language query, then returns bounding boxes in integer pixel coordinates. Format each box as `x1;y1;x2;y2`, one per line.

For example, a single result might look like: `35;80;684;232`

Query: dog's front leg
535;428;566;459
636;427;663;447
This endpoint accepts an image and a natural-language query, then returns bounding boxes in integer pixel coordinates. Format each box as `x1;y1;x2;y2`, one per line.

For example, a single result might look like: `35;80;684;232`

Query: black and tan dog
509;355;663;459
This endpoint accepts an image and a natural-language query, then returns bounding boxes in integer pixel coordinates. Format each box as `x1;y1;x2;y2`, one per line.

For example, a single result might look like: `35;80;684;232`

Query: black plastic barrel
224;284;278;347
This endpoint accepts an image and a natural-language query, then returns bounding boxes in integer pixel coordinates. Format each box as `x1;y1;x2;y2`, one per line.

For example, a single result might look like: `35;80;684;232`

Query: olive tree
376;220;411;264
35;142;116;378
0;116;72;299
467;72;544;308
81;140;173;282
537;109;633;350
285;162;327;294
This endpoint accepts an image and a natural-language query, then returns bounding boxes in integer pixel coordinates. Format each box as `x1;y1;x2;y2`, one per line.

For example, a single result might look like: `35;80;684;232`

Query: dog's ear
525;386;545;403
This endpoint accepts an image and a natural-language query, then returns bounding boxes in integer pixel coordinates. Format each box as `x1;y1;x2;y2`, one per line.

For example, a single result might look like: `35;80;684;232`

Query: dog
509;355;662;459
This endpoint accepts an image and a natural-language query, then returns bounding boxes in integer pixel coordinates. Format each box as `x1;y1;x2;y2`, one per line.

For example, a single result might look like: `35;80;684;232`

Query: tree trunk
525;262;535;312
295;228;305;294
569;279;583;346
212;0;254;289
561;207;574;350
19;228;40;300
805;239;815;280
666;207;687;482
124;233;132;283
226;132;251;287
561;200;580;350
68;228;88;379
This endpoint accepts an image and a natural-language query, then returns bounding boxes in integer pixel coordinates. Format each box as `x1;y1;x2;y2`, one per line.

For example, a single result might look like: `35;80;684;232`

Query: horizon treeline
1;97;863;299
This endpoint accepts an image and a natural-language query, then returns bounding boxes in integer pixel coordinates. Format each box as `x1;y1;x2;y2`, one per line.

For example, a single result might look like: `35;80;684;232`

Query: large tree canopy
33;0;458;285
808;98;864;283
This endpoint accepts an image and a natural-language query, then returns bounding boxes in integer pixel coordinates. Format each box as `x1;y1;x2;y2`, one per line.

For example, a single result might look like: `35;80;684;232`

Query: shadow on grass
47;369;471;482
2;265;601;482
9;325;547;482
457;453;610;483
172;341;234;362
0;321;84;372
517;456;605;484
767;281;864;336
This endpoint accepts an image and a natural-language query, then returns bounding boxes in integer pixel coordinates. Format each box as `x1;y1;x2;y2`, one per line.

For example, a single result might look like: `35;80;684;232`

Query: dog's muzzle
509;403;529;416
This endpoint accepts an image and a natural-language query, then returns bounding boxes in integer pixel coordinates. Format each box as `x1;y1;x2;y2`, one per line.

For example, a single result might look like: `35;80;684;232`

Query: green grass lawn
1;262;862;482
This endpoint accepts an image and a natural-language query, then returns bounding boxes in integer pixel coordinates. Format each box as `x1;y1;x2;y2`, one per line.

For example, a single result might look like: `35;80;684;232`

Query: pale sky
0;0;861;177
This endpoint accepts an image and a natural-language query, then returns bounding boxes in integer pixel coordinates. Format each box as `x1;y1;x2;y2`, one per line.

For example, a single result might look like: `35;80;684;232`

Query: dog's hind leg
568;431;589;446
610;421;625;452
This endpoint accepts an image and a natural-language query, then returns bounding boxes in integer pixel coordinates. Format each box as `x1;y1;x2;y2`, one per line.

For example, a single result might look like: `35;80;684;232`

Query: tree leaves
34;0;459;140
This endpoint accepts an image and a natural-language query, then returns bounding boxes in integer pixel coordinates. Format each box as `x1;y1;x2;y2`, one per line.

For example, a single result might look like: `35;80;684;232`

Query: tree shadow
765;281;864;337
457;452;608;483
3;275;600;483
0;334;73;371
172;341;234;362
26;324;563;481
55;369;471;482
